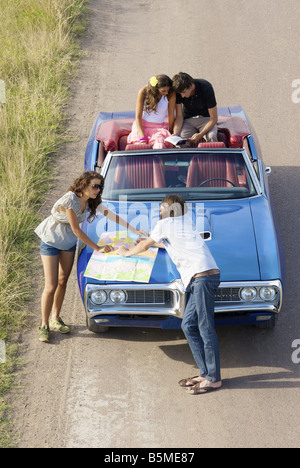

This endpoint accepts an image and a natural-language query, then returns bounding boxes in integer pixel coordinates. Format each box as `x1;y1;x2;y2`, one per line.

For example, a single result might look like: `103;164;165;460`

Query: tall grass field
0;0;88;446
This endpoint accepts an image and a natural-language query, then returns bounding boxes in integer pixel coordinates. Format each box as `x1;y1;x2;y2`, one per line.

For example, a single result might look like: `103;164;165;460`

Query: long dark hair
144;74;173;114
68;171;104;223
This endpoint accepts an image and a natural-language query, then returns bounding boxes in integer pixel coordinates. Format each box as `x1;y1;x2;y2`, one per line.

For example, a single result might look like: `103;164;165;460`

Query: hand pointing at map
117;245;130;257
117;237;156;257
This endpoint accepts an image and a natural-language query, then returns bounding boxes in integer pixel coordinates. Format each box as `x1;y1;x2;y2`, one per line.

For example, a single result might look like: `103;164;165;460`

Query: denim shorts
40;240;77;256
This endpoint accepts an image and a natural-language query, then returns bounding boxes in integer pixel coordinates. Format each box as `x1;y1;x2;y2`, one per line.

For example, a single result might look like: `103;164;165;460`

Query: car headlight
259;287;277;301
109;290;127;304
240;287;257;302
90;290;107;305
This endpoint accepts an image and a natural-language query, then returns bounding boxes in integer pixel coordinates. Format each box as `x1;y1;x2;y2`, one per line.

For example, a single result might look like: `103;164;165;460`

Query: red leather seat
95;119;133;151
186;155;238;187
114;156;165;189
125;143;153;151
217;128;230;147
198;142;226;149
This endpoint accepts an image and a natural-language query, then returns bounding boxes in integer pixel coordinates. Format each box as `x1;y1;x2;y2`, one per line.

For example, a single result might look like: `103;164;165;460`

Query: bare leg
51;251;75;321
41;254;59;327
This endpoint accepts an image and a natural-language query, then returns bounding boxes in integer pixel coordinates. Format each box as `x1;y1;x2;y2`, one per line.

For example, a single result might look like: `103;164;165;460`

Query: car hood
150;199;260;283
80;199;261;285
198;199;260;281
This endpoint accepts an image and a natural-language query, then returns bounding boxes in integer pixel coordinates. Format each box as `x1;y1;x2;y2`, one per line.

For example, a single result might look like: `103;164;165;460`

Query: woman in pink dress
127;75;176;149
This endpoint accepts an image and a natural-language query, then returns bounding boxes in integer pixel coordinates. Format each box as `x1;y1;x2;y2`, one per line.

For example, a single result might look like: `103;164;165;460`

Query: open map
84;231;158;283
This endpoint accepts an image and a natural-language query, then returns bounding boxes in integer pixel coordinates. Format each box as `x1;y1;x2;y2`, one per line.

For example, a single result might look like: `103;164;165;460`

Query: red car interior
96;115;250;190
95;115;250;155
111;153;248;190
113;156;166;189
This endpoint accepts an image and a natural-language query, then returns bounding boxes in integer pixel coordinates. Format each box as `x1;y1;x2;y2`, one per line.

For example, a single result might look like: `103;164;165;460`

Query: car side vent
200;231;211;241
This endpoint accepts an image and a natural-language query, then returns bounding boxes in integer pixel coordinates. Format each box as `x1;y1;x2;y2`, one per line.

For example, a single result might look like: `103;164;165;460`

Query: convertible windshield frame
101;148;262;202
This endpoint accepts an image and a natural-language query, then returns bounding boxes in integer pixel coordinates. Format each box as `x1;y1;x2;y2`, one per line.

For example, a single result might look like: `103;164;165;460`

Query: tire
255;315;278;329
87;317;110;333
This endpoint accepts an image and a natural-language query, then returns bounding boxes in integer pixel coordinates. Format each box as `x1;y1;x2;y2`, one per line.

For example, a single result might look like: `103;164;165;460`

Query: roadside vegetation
0;0;88;447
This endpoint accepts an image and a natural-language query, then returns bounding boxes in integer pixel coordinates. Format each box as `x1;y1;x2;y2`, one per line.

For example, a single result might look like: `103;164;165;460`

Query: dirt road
13;0;300;448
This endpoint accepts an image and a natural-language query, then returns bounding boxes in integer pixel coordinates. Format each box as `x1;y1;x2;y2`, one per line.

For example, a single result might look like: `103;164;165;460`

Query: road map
84;231;158;282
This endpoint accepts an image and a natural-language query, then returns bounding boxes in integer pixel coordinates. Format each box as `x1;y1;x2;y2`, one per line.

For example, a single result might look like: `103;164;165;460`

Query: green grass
0;0;88;447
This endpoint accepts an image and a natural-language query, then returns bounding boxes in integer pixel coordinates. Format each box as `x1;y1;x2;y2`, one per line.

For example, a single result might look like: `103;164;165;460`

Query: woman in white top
127;74;176;149
35;171;143;342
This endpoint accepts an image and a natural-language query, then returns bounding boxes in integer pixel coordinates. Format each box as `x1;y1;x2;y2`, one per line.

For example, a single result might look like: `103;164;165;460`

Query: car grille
125;288;240;305
125;290;171;305
215;288;240;302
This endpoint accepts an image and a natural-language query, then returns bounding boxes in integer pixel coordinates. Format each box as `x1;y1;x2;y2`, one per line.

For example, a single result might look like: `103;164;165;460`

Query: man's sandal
178;376;204;387
186;382;222;395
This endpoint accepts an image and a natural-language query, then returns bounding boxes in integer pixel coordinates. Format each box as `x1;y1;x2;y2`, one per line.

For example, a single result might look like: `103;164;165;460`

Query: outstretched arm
66;209;112;252
117;237;156;257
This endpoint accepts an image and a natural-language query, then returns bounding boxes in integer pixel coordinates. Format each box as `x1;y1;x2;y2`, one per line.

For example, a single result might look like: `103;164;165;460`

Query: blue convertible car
77;106;285;332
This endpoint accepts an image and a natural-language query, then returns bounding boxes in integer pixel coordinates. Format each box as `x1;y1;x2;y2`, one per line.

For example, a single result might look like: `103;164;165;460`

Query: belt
191;269;220;279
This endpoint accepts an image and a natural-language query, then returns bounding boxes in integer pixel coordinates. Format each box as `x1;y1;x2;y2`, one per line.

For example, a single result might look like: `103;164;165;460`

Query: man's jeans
181;274;221;382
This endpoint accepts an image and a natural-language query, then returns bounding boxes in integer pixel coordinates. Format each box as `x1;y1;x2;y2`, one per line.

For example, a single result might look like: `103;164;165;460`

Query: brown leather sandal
186;382;222;395
178;376;203;387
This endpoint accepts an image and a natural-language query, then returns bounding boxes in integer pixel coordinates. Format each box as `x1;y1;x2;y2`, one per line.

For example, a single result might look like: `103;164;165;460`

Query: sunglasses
89;183;103;191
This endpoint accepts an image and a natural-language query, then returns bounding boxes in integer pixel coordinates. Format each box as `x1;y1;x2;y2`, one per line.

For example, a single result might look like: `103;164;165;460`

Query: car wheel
87;317;110;333
255;315;278;329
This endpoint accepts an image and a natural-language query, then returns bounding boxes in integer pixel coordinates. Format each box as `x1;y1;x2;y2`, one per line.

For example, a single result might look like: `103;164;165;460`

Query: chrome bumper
85;280;186;318
215;280;283;315
84;279;283;319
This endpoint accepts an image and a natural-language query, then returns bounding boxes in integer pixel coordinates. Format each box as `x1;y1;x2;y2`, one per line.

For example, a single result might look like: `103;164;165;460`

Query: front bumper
84;279;283;328
85;280;186;319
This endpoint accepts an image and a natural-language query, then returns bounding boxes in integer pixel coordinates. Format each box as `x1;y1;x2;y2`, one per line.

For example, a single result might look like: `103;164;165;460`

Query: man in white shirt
117;195;222;394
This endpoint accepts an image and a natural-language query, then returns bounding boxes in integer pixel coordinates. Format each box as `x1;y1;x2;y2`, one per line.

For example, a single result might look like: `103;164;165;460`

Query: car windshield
102;151;257;201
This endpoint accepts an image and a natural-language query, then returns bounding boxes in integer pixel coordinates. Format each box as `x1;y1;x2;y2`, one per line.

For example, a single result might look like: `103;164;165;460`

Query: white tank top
142;95;168;123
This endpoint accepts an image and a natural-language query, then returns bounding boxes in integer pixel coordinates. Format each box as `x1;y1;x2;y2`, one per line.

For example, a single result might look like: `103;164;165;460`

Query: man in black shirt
172;72;218;145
